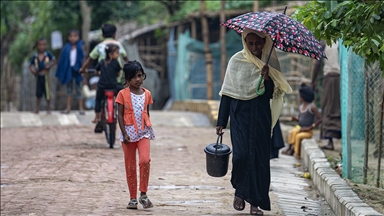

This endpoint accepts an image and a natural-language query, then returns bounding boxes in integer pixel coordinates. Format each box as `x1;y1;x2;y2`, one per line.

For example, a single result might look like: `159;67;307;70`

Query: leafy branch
292;0;384;75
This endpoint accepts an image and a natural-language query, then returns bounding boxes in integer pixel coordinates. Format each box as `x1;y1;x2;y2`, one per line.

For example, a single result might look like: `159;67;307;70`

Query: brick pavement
1;111;334;215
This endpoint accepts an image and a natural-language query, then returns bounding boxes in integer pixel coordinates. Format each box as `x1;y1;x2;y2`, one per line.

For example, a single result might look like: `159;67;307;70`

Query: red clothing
122;138;150;199
116;87;154;199
115;87;153;132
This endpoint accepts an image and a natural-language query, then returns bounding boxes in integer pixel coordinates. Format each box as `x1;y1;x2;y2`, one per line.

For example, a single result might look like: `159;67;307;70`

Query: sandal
250;205;263;215
281;149;294;156
127;199;138;209
94;121;103;133
139;194;154;209
233;196;245;211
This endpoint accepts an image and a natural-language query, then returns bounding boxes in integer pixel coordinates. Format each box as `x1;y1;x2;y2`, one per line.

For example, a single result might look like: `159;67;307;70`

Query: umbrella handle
256;76;265;96
266;6;288;65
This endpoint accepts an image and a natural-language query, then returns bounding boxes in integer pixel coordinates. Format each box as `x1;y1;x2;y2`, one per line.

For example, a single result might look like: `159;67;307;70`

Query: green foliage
225;0;288;10
1;1;31;37
1;0;142;73
8;32;31;66
292;0;384;75
135;1;169;25
88;1;141;29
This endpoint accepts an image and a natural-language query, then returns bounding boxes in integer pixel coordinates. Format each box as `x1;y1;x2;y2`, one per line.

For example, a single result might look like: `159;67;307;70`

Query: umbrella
221;7;327;63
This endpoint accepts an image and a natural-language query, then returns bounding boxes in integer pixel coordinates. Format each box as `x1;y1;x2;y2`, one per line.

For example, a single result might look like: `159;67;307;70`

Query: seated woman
282;84;322;158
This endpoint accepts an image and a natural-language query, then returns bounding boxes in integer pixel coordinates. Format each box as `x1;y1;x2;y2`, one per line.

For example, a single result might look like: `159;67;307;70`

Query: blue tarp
168;29;243;100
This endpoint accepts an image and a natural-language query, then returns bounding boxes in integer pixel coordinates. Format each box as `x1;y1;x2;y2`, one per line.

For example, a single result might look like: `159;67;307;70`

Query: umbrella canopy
222;11;326;60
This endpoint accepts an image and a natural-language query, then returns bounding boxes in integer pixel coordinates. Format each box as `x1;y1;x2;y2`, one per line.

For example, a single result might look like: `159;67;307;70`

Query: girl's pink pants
121;138;150;199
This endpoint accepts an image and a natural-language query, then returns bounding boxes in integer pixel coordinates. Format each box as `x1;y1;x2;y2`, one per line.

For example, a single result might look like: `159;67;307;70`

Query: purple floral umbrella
221;9;327;62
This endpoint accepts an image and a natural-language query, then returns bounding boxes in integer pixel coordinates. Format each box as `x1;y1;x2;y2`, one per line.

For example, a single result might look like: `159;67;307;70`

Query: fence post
378;91;383;187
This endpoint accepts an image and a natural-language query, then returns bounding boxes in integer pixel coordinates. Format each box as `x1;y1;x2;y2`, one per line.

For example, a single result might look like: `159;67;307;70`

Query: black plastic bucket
204;134;232;177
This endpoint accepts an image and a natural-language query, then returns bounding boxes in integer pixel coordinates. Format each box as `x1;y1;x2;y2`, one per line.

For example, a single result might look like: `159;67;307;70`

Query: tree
80;0;92;53
200;0;213;100
292;0;384;75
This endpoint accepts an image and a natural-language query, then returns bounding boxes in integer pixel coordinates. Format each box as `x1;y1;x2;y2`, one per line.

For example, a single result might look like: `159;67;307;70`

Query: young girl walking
116;60;155;209
92;44;121;128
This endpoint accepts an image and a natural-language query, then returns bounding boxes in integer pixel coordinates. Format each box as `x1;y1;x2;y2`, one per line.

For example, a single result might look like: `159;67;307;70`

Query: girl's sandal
233;196;245;211
127;199;138;209
250;206;264;215
139;195;154;209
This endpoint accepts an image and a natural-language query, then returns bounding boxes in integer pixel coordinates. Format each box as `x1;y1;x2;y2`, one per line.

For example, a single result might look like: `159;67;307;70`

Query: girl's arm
310;105;323;129
147;105;150;118
118;103;130;143
291;115;299;121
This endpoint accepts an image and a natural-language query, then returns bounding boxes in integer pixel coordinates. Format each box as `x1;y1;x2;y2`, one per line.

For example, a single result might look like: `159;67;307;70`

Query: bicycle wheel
105;123;116;148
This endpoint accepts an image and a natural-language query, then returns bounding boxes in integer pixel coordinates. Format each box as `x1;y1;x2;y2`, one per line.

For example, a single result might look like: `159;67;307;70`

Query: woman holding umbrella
216;28;292;215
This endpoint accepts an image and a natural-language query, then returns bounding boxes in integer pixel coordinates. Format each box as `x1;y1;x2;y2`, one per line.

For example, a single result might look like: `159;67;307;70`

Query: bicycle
84;69;117;148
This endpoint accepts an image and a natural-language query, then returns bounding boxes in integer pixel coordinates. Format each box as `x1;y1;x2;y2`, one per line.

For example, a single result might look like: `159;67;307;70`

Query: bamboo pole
377;87;384;187
200;0;213;100
253;0;259;12
220;0;226;82
363;65;369;184
191;19;197;39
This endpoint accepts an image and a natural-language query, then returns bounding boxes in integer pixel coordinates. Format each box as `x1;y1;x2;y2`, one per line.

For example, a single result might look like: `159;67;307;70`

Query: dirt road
1;111;333;215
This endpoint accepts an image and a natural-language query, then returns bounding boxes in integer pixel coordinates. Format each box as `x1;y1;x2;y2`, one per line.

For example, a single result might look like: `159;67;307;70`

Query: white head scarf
219;28;292;132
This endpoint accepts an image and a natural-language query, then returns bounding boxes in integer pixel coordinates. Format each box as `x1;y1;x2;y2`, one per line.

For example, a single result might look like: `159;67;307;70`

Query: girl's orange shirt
116;87;153;132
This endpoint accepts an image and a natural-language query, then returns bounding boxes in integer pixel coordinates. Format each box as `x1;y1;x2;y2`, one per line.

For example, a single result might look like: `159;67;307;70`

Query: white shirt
323;41;340;75
70;48;77;67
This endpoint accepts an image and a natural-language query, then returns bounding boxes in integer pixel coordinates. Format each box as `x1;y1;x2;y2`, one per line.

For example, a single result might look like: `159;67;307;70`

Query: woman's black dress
217;79;274;210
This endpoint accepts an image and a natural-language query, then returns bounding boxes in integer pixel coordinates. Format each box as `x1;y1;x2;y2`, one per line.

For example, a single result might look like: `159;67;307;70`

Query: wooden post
146;36;150;56
253;0;259;12
191;19;197;39
200;0;213;100
220;0;227;82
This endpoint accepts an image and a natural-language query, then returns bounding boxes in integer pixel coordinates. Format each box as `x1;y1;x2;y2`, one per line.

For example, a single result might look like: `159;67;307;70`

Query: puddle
159;200;216;206
148;185;225;190
1;183;10;188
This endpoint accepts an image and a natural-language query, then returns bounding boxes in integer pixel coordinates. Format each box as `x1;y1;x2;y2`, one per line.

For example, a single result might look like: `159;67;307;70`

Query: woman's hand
261;64;270;80
216;126;224;135
291;116;299;121
123;134;131;144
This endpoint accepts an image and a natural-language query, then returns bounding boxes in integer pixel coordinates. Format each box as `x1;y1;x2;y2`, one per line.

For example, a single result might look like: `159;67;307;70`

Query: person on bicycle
116;60;155;210
92;44;121;126
79;23;128;92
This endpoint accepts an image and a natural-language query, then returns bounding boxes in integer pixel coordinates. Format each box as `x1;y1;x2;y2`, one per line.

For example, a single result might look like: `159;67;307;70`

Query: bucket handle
214;134;223;157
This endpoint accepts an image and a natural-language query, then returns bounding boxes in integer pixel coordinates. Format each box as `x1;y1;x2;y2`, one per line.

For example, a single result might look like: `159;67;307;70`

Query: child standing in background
56;29;85;114
116;60;155;210
282;84;322;158
29;38;57;114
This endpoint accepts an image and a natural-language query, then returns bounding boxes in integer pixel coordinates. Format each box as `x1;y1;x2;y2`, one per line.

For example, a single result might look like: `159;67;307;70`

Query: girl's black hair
34;38;46;49
68;29;80;37
104;43;119;64
123;60;147;84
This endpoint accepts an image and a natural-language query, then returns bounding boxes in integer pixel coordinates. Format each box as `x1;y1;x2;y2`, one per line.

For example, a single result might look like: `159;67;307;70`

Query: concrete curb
300;139;383;216
0;112;80;128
